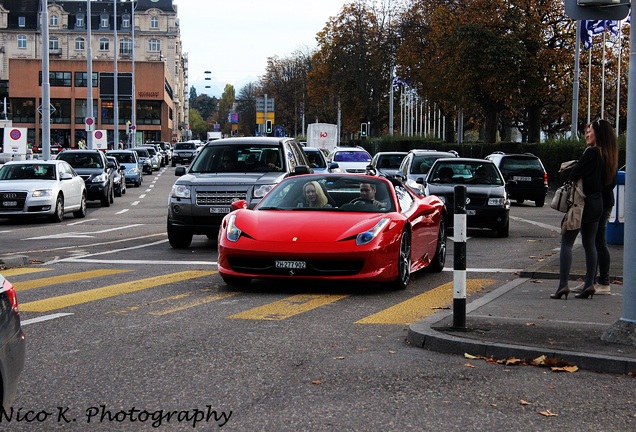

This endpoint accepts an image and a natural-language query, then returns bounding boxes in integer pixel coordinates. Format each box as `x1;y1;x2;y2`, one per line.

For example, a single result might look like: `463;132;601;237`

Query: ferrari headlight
253;184;275;198
226;214;242;242
32;189;53;197
170;184;191;199
488;198;505;206
356;218;391;246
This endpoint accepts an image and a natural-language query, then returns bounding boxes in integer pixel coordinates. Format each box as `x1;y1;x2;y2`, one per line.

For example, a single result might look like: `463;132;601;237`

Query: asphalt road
1;166;634;431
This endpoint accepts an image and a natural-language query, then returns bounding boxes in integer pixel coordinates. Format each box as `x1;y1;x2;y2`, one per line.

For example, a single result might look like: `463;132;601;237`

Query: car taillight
1;277;19;314
543;173;549;186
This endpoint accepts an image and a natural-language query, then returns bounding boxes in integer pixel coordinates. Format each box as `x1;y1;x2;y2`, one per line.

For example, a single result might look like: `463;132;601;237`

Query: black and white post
453;185;467;329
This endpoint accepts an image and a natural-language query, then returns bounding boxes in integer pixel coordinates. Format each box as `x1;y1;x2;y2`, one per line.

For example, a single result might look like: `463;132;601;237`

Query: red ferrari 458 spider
217;174;447;290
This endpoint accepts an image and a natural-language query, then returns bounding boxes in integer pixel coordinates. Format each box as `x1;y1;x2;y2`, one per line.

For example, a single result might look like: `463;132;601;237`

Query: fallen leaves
463;353;578;372
519;400;531;406
539;409;558;417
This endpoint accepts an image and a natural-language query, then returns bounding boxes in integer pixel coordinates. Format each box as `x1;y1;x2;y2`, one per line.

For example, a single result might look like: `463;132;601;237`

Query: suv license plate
210;207;230;214
513;176;532;182
276;260;306;269
466;210;476;216
2;201;17;207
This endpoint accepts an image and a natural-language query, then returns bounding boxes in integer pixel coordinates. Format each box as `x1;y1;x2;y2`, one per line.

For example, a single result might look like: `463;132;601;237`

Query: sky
176;0;349;98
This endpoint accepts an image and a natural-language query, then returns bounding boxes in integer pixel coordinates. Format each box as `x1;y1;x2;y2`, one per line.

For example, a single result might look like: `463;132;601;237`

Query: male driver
356;182;386;208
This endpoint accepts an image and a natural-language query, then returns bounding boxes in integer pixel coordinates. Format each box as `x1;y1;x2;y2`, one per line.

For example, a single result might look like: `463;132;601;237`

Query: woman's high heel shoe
575;285;595;299
550;286;570;300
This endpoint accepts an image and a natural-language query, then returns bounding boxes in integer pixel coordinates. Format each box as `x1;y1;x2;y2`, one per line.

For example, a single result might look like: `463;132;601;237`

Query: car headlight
226;214;242;242
128;167;139;174
488;198;506;206
253;184;275;198
32;189;52;197
170;184;191;199
92;173;107;183
356;218;391;246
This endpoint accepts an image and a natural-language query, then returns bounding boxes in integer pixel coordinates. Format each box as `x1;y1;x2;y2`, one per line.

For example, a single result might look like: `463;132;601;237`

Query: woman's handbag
551;181;573;213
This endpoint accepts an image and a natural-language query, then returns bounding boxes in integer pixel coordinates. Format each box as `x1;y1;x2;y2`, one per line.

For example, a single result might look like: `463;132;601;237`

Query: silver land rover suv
167;137;312;248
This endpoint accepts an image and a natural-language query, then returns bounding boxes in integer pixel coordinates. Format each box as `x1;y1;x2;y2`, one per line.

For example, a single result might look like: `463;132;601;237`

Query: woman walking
550;119;608;300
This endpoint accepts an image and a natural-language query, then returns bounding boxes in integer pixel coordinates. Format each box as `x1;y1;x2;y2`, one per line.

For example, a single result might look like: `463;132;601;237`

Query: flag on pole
580;20;594;50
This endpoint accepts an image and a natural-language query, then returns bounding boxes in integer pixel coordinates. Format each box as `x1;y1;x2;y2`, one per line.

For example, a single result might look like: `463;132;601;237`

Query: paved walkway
408;243;636;374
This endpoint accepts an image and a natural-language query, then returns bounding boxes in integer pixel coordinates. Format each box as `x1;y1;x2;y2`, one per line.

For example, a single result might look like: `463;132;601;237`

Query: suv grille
196;190;246;206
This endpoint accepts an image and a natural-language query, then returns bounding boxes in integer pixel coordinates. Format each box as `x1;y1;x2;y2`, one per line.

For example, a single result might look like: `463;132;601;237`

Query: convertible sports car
217;174;447;290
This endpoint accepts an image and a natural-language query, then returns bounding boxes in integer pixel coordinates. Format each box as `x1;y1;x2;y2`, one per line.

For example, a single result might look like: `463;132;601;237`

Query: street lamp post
41;0;51;160
86;0;94;149
113;0;119;149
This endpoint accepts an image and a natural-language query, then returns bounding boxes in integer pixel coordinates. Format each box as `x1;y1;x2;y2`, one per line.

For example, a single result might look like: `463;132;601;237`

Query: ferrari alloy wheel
385;230;411;290
428;214;446;273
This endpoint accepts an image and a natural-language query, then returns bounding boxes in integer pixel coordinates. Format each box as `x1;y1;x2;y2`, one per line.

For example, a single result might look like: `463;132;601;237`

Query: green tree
218;84;235;135
188;108;207;140
236;82;258;136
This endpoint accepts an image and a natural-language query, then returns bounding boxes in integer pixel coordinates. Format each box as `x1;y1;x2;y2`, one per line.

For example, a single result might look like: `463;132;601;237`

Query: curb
407;278;636;375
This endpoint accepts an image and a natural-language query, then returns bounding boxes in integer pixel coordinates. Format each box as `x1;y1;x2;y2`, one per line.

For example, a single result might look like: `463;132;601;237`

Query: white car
0;160;87;222
328;146;372;173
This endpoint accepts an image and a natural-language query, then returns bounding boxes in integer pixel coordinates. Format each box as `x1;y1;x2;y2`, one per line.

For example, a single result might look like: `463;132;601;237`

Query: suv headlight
91;173;107;183
253;184;275;198
171;184;191;199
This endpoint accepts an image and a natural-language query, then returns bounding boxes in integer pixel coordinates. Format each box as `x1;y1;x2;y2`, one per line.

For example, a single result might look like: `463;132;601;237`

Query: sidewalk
408;243;636;374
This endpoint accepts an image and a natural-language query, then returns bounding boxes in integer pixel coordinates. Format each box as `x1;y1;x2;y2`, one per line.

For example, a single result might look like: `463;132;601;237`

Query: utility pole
86;0;94;149
41;0;51;160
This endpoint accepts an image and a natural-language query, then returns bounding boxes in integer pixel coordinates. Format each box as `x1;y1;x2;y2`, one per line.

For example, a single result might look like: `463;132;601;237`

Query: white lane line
139;194;147;198
132;201;140;206
25;224;144;240
59;258;217;265
22;313;74;326
66;219;98;226
46;239;170;263
149;184;155;188
116;209;130;214
0;230;13;233
145;189;152;192
510;215;560;233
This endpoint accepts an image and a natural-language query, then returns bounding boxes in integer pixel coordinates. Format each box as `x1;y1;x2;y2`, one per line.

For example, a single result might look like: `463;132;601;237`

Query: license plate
210;207;230;214
513;176;532;182
276;260;306;269
466;209;476;216
2;201;17;207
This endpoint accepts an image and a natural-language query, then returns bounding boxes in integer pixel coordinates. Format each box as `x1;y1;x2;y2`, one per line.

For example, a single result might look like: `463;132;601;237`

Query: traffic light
361;122;368;137
266;120;272;134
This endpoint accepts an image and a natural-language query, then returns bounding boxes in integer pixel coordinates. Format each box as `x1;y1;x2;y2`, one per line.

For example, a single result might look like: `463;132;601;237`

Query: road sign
256;97;275;112
37;104;56;115
85;117;95;131
256;112;275;124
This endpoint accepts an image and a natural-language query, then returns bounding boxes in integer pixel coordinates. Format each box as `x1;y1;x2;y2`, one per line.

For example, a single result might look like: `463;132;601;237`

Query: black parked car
485;152;548;207
107;156;127;197
57;150;115;207
423;158;510;237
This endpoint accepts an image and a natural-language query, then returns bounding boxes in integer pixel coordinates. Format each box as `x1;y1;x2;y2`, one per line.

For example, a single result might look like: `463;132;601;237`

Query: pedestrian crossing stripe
228;294;349;321
20;270;217;313
110;288;239;316
355;279;494;325
13;269;131;292
1;267;53;277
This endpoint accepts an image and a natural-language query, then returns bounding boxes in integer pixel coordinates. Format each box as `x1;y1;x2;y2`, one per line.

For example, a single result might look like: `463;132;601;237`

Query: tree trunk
527;105;541;143
444;113;455;143
484;108;498;143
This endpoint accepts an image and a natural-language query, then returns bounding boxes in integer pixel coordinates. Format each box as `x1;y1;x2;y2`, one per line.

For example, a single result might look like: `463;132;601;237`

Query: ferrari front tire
384;230;411;290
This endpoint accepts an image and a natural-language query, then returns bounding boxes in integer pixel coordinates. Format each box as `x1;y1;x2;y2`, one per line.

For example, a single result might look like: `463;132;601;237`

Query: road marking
139;194;147;199
510;215;560;233
19;270;217;313
25;224;144;240
1;267;53;277
442;267;520;273
228;293;348;321
116;209;130;214
0;230;13;233
21;313;74;325
12;269;131;292
132;201;140;206
66;219;97;226
59;258;217;265
355;279;494;325
150;291;238;316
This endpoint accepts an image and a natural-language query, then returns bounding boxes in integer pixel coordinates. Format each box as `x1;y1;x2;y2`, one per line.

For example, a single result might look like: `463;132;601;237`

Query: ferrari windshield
257;175;395;212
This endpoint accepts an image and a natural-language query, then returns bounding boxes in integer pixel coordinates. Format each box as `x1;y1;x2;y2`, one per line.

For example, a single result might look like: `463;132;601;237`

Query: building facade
0;0;189;149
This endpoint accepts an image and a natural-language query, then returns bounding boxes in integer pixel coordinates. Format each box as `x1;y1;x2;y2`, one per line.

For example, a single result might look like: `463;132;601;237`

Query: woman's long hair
591;119;618;185
304;181;328;208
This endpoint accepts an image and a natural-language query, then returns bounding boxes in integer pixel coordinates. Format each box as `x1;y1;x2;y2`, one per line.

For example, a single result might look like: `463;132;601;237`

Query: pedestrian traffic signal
361;123;368;137
266;120;272;134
